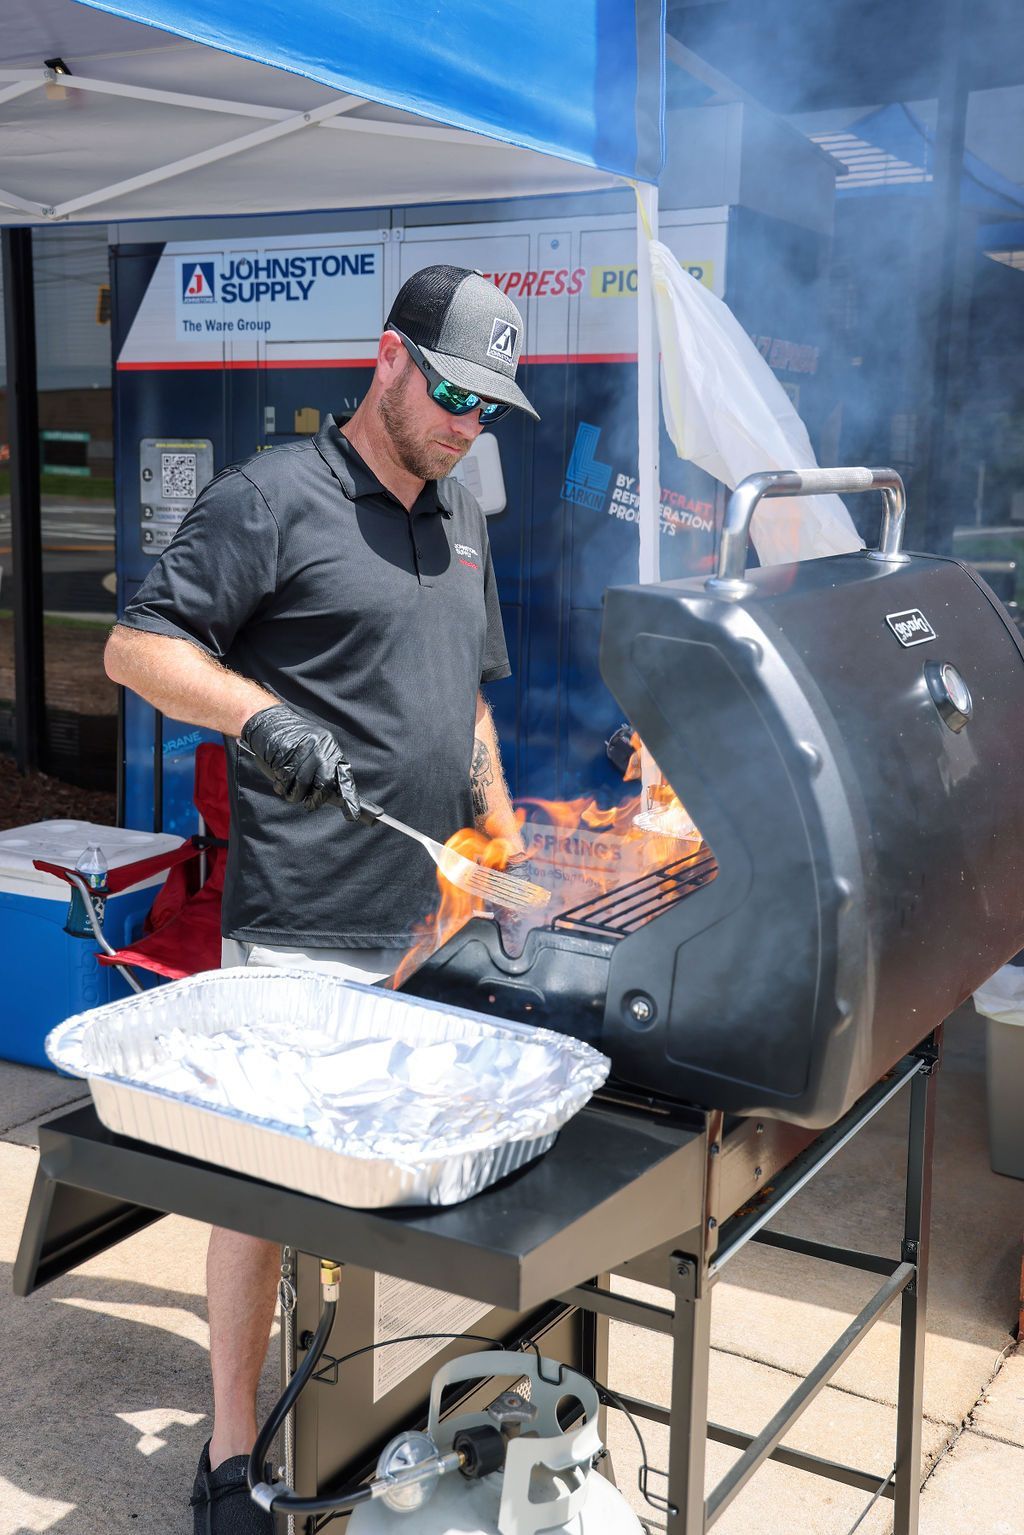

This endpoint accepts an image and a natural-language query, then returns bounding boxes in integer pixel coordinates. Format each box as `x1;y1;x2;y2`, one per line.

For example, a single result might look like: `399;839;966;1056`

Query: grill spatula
358;799;550;912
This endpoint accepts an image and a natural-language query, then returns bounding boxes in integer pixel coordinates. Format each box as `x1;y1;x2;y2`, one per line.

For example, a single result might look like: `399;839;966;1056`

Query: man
103;265;538;1534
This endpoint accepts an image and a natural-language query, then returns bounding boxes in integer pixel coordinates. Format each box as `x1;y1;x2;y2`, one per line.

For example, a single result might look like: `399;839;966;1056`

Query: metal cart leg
666;1251;712;1535
893;1039;939;1535
581;1275;614;1482
580;1273;611;1385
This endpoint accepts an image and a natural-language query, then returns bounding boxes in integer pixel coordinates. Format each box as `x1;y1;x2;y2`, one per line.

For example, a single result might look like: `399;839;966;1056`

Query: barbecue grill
403;467;1024;1125
16;467;1011;1535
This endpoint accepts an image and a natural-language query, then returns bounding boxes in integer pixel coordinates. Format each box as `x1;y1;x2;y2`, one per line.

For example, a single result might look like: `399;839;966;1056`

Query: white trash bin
973;963;1024;1180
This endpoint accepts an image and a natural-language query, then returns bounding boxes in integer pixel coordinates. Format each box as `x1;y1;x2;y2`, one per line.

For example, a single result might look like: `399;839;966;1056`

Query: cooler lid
0;821;183;897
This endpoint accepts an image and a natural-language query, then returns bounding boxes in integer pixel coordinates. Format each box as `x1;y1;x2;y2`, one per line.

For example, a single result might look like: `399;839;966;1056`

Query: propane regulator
348;1350;644;1534
247;1262;645;1534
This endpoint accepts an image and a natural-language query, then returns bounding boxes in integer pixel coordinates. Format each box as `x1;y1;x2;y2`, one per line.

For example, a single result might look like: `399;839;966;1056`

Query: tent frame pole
1;226;46;774
0;80;41;108
636;182;660;585
52;95;365;220
0;68;526;223
0;67;520;148
0;185;46;218
0;68;339;121
919;0;970;555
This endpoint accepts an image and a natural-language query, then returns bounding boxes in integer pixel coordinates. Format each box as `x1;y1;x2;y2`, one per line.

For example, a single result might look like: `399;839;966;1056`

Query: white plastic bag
648;238;863;567
973;964;1024;1027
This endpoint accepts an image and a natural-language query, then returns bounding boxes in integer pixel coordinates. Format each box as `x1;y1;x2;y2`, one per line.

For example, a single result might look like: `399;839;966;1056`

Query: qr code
160;451;198;501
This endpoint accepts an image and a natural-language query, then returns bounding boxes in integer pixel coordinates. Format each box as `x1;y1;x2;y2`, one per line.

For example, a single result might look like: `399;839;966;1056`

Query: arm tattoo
471;737;495;820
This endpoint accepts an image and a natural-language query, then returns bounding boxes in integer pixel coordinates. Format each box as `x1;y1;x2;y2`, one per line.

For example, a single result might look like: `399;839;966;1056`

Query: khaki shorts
220;938;406;985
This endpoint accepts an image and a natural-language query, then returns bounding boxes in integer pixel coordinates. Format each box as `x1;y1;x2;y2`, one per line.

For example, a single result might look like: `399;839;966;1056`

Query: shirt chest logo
455;541;480;571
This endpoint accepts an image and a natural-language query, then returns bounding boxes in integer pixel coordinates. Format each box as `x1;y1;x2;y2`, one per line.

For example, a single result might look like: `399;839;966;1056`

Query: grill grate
552;845;718;941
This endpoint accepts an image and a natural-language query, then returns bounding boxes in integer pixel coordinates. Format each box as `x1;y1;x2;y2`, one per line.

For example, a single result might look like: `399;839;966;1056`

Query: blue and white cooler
0;820;182;1069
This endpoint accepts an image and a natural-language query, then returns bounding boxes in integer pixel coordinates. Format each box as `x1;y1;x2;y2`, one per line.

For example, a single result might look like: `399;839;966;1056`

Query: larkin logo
561;422;612;509
886;608;937;647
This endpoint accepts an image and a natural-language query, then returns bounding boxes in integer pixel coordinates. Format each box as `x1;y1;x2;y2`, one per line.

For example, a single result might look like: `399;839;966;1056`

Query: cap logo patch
487;318;518;363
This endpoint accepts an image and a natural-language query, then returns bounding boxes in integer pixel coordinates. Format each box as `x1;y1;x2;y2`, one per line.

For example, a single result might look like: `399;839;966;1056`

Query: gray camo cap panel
436;273;524;377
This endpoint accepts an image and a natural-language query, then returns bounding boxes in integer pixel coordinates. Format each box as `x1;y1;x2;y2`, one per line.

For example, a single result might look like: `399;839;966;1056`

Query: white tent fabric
0;0;621;226
648;237;863;565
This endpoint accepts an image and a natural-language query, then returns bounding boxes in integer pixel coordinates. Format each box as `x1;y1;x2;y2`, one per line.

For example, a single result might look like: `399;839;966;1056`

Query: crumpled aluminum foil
46;970;610;1207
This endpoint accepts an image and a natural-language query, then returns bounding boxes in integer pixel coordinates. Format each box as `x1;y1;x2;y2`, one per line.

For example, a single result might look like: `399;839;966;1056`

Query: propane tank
349;1351;644;1535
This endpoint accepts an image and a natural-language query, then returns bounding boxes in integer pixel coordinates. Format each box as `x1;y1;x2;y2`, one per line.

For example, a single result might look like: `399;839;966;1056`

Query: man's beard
378;369;471;482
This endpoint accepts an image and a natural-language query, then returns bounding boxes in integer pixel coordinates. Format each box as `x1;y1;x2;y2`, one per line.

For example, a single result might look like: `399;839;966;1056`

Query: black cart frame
585;1037;939;1533
14;1032;939;1534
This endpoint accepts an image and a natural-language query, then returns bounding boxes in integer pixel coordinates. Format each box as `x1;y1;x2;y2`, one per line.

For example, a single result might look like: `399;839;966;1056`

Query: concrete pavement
604;1007;1023;1533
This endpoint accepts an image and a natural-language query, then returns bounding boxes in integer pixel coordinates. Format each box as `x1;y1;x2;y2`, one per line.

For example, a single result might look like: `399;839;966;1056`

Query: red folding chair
33;742;229;991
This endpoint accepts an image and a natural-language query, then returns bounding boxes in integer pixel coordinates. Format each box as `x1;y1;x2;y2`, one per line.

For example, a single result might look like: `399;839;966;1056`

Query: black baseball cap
385;265;539;421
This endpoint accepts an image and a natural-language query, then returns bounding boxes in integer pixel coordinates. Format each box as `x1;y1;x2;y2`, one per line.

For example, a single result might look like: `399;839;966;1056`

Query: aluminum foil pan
46;970;610;1208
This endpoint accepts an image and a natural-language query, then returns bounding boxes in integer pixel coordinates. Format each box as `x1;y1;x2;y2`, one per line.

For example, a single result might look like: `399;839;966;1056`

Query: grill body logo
562;422;612;509
886;608;936;647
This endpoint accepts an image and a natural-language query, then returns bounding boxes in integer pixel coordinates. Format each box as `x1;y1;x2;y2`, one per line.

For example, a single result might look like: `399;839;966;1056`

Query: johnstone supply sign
171;237;384;346
117;218;729;370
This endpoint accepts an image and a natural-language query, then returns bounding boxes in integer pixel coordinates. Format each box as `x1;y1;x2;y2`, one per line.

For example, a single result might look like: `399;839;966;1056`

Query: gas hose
245;1261;508;1521
246;1261;376;1517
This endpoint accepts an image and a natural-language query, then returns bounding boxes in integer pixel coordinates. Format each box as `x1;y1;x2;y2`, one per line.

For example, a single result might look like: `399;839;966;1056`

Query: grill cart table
15;1035;939;1535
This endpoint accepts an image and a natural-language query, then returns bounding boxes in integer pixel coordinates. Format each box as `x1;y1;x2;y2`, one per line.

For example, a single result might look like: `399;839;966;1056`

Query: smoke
667;0;1024;547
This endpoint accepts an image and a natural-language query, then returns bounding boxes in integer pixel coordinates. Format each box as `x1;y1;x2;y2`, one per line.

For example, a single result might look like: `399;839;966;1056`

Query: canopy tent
1;0;665;564
0;0;662;223
0;0;665;776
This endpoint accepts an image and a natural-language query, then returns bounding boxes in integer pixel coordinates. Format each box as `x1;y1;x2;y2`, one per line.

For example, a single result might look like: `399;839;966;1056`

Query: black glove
240;705;361;818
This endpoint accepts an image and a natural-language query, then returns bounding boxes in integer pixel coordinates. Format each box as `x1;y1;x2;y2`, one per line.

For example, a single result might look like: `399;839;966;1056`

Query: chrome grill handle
705;466;908;595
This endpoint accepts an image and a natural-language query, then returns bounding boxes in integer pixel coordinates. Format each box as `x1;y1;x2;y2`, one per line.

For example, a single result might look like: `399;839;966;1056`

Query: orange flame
390;825;509;989
389;740;701;989
623;730;644;782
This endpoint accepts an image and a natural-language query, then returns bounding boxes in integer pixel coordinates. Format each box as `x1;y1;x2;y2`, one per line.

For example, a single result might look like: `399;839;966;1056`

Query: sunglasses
392;328;514;425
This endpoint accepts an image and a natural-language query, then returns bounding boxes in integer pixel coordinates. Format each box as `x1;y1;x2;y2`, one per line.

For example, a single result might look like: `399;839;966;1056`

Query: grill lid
596;468;1024;1124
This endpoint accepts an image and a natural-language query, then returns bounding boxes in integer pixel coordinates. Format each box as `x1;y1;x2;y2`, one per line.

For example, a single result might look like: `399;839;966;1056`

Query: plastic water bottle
65;844;109;938
78;844;109;893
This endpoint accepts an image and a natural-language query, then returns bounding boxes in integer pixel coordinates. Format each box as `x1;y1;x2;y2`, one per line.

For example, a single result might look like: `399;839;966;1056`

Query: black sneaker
190;1441;274;1534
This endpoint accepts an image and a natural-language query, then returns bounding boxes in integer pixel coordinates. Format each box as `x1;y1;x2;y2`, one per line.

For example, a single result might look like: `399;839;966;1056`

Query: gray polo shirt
120;416;510;946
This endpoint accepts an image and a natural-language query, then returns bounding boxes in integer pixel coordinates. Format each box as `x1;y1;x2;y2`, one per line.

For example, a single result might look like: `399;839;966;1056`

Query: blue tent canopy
78;0;666;184
834;103;1024;216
